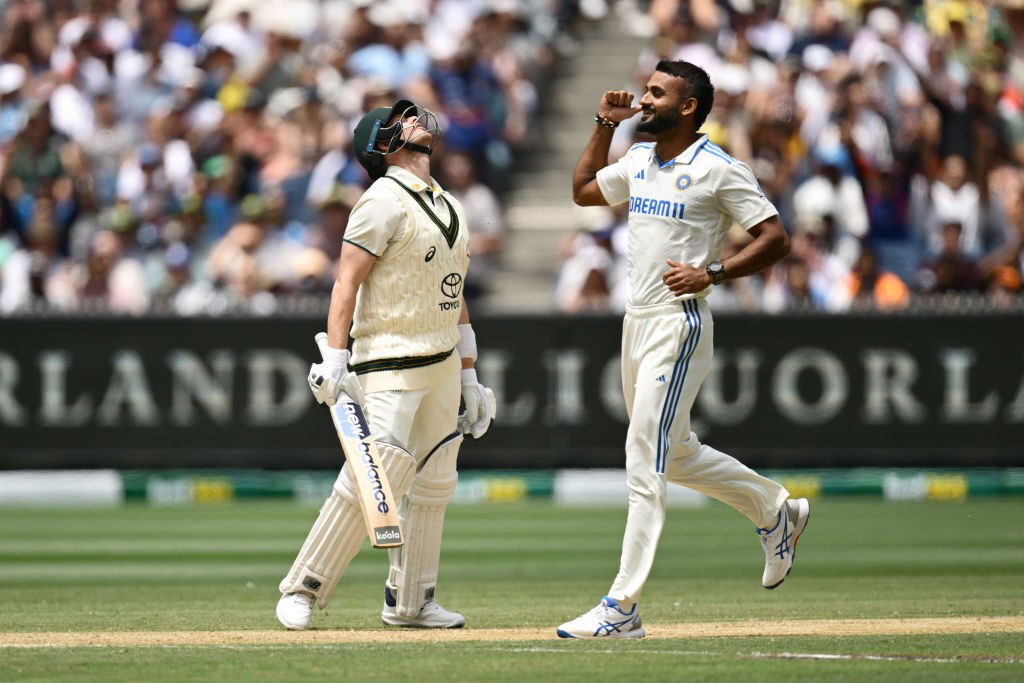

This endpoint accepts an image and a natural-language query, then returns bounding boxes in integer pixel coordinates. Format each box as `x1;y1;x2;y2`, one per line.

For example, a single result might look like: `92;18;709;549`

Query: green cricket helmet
353;99;442;179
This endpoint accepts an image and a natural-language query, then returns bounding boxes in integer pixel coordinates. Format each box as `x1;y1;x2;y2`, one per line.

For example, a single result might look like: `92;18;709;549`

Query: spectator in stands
762;258;822;313
0;63;27;144
0;0;54;71
916;155;982;257
788;221;851;311
3;102;63;200
81;93;136;206
555;232;613;313
429;44;505;174
792;145;868;267
556;210;615;314
307;183;358;262
918;221;981;293
846;246;909;311
987;264;1022;308
3;0;1024;314
829;73;895;173
151;241;214;315
0;234;27;313
75;227;149;314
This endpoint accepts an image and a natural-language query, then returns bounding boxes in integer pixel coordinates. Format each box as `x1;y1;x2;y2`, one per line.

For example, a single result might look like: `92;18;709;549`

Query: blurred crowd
556;0;1024;313
0;0;571;315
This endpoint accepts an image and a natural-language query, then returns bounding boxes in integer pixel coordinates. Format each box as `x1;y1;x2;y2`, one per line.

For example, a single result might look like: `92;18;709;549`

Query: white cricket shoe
276;592;313;630
381;587;465;628
556;597;645;639
758;498;811;589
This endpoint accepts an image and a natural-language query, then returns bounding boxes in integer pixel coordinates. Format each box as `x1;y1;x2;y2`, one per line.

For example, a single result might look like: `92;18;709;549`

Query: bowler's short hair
655;60;715;129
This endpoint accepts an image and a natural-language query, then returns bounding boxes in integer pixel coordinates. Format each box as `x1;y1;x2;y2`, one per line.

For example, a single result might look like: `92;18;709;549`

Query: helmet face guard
383;103;443;156
356;100;443;179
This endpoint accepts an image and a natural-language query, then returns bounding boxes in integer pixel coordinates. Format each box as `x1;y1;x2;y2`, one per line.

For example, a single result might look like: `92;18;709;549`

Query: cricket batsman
276;100;497;630
557;61;811;639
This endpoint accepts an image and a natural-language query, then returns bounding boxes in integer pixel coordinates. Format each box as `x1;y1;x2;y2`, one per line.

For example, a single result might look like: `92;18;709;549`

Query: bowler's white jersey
596;134;778;307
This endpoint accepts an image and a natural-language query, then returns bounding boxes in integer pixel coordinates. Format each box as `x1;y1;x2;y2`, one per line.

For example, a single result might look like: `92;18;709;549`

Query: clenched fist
599;90;642;124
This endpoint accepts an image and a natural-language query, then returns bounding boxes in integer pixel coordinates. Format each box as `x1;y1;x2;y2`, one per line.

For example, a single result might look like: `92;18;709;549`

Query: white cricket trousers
608;298;789;604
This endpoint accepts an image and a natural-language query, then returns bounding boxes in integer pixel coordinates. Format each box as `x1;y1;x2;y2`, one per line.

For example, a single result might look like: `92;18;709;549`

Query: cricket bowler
557;61;811;639
276;100;497;630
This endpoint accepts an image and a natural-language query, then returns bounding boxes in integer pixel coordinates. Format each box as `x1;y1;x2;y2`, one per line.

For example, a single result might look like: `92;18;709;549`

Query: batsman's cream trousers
363;351;461;458
608;298;789;605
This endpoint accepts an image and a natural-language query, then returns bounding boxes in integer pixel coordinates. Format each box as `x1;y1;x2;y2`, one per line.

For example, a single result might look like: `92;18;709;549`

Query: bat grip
314;332;330;362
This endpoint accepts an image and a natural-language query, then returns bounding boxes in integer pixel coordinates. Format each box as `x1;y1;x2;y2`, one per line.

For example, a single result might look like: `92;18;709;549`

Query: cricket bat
315;333;404;549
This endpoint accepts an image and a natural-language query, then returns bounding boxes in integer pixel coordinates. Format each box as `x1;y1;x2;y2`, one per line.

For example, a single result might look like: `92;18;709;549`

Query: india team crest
675;174;693;191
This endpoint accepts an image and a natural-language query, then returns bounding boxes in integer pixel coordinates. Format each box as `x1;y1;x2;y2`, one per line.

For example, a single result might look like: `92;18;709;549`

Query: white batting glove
459;368;497;439
308;336;364;407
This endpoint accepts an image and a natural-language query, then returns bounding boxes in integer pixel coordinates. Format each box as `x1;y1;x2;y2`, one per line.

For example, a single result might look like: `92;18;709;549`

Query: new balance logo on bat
338;403;391;514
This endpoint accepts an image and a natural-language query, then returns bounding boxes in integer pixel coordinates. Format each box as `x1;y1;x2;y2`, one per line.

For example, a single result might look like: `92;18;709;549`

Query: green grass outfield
2;499;1023;681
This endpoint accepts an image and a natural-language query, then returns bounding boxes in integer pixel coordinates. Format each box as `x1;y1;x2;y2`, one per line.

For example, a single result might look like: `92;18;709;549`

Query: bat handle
314;332;330;362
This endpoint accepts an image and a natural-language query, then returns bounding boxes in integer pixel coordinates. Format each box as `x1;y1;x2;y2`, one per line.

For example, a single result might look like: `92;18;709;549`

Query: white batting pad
279;441;416;608
387;433;462;617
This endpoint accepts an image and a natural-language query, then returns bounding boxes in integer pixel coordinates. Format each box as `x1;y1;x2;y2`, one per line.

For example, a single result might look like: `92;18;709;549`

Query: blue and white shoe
556;597;645;639
758;498;811;589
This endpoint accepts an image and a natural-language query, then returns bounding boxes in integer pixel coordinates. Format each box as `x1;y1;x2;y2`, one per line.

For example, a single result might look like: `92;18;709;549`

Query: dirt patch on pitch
3;616;1023;647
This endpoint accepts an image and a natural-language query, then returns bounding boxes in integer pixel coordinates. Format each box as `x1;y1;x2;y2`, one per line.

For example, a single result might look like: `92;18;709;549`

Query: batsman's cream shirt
596;134;778;307
343;165;470;391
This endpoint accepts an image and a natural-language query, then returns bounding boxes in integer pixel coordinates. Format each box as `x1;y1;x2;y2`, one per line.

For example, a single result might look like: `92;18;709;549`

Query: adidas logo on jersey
634;169;645;179
656;375;666;383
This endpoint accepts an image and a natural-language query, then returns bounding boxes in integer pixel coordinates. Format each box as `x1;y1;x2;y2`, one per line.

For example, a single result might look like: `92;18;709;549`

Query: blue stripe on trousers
656;300;696;473
655;300;691;473
661;300;703;472
655;299;701;473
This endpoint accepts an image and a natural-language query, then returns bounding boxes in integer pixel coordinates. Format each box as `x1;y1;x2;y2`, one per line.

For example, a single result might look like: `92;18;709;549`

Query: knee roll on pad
333;440;417;504
389;433;463;618
374;441;418;499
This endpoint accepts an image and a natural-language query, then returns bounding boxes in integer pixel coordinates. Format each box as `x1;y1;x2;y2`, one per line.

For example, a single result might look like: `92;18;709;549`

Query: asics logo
593;616;634;636
774;518;792;559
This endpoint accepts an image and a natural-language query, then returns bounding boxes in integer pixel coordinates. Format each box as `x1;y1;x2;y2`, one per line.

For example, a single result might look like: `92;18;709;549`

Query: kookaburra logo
441;273;462;299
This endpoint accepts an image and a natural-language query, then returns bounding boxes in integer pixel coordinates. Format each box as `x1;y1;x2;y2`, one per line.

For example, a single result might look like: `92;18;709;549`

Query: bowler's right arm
572;90;641;206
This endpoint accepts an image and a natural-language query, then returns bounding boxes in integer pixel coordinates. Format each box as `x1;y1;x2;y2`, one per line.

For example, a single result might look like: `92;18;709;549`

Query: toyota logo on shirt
441;273;463;299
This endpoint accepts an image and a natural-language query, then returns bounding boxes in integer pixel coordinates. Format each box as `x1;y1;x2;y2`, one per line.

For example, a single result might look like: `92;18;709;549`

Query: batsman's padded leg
666;432;789;529
279;442;416;609
387;433;462;618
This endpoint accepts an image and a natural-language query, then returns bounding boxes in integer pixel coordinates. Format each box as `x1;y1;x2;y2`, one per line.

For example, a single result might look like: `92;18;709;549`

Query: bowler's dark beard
636;109;680;134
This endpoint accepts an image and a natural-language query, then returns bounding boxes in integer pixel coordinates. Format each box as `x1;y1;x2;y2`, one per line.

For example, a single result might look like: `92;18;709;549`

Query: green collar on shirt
383;168;460;249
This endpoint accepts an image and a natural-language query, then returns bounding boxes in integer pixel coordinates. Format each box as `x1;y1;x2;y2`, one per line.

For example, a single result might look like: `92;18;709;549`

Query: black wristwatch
706;260;725;285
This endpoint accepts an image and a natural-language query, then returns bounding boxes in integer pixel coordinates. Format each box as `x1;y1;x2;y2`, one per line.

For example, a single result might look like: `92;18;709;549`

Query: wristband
460;368;478;386
321;345;349;369
594;113;618;129
456;323;477;362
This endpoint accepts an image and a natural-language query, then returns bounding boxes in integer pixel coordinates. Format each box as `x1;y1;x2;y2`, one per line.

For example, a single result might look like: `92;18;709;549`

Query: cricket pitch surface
5;616;1023;647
